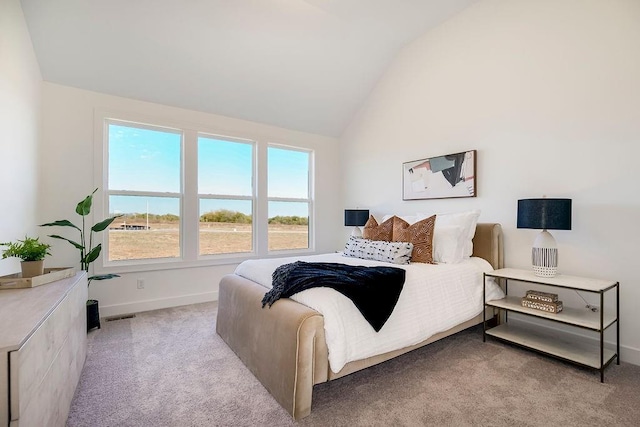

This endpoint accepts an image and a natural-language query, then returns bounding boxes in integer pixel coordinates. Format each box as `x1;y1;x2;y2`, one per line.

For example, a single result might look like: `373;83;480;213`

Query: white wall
0;0;42;276
39;82;342;317
341;0;640;364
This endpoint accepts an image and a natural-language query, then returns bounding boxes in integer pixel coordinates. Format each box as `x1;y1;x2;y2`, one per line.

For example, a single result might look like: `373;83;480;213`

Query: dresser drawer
0;352;7;426
9;275;87;425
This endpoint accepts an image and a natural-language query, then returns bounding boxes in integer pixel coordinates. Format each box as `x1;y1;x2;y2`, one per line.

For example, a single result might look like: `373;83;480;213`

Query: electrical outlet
137;279;145;289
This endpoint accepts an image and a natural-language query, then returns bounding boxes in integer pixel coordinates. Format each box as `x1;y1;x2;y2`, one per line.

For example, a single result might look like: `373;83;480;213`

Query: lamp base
532;230;558;277
351;226;363;237
532;261;557;277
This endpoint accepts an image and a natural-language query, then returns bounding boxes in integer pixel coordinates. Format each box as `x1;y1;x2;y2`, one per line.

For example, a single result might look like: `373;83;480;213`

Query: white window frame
266;143;315;254
93;109;314;274
100;118;186;270
197;132;257;258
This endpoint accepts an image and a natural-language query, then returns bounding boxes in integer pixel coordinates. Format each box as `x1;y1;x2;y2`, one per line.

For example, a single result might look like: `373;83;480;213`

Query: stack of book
521;290;563;313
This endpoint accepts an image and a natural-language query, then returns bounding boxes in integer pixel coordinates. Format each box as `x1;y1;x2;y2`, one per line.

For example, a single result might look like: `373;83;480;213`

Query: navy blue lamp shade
517;198;571;277
517;199;572;230
344;209;369;227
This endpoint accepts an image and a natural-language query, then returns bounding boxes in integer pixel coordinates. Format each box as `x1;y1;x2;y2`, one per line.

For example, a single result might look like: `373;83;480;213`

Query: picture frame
402;150;476;200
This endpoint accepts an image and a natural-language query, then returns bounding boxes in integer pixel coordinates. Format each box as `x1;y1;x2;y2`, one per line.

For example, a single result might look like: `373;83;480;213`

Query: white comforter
234;253;505;373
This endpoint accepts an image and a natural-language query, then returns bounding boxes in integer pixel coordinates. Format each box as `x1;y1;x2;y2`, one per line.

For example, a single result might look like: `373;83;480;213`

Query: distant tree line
268;215;308;226
200;209;251;224
120;209;307;225
122;213;180;222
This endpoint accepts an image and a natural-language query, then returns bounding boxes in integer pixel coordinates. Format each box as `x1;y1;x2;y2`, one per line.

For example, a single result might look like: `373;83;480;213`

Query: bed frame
216;223;503;419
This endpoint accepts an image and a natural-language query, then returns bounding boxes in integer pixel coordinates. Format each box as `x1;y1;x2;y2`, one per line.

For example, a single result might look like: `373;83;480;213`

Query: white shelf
486;323;616;369
487;296;617;331
483;267;619;381
487;268;617;292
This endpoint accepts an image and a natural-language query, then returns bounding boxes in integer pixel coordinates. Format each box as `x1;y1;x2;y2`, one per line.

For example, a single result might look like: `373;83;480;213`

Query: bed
216;222;504;419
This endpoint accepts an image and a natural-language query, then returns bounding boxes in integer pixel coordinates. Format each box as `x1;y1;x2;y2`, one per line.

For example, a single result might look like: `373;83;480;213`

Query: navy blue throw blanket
261;261;406;332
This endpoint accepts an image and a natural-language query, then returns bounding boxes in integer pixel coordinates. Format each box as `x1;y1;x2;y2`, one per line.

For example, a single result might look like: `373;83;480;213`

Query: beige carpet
67;302;640;426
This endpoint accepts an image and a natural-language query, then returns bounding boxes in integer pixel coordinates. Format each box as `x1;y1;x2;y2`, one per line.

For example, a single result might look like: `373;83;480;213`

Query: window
99;114;314;271
107;121;182;261
198;135;254;256
267;146;311;251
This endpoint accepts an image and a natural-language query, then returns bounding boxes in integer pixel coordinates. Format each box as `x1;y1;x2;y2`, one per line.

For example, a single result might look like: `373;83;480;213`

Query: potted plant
0;236;52;278
41;188;121;331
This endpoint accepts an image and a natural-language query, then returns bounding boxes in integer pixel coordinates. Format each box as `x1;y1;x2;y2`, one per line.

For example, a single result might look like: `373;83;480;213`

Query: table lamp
517;198;572;277
344;209;369;237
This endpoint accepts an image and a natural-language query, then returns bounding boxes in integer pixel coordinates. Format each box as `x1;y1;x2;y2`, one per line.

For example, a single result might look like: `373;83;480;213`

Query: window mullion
256;142;268;256
308;151;315;251
199;194;253;201
267;197;310;203
183;129;199;261
108;190;182;198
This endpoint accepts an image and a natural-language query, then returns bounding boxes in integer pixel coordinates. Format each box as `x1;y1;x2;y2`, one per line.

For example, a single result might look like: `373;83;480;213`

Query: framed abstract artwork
402;150;476;200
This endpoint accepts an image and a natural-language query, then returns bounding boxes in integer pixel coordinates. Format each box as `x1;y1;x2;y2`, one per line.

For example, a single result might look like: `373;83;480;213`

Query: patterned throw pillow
343;236;414;265
392;215;436;263
362;216;394;241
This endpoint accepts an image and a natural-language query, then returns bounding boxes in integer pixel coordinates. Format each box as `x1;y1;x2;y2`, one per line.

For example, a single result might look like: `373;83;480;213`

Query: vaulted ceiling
21;0;477;137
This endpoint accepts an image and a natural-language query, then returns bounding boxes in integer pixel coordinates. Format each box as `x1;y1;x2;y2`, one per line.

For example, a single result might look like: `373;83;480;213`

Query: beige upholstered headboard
472;223;504;270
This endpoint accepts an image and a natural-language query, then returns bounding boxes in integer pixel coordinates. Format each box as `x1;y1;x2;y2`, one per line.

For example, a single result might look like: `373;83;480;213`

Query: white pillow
435;210;481;257
381;214;423;225
432;225;465;264
343;236;414;265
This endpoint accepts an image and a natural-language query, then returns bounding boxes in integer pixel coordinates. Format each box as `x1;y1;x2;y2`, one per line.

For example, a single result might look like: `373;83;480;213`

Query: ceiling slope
20;0;477;136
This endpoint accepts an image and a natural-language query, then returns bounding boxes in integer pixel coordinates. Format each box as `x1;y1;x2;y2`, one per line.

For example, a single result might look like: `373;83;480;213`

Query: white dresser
0;272;87;427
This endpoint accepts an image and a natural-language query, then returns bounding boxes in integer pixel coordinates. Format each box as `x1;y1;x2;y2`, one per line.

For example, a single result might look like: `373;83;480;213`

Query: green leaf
41;188;120;284
91;215;122;232
0;236;51;261
40;220;81;231
48;235;84;250
75;188;97;216
76;195;92;216
84;244;102;264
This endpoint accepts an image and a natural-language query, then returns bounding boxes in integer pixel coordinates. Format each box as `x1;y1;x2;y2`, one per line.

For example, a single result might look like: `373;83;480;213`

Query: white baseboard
622;347;640;366
509;316;639;367
99;291;218;318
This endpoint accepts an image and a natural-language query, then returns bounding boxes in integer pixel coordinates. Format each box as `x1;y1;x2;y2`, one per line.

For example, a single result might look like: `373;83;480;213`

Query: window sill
95;248;317;274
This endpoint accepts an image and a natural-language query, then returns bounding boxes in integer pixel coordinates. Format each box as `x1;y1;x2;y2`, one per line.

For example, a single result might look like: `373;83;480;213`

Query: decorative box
525;289;559;303
521;297;563;314
0;267;75;289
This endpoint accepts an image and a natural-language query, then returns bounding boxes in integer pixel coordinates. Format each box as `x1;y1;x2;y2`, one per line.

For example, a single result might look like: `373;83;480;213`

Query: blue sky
108;124;309;218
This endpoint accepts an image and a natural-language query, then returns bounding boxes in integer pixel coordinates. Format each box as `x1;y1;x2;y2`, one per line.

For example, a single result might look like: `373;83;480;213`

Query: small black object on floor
87;299;101;331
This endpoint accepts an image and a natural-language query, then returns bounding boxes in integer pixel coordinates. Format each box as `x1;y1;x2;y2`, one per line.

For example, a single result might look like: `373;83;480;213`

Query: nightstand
483;268;619;382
